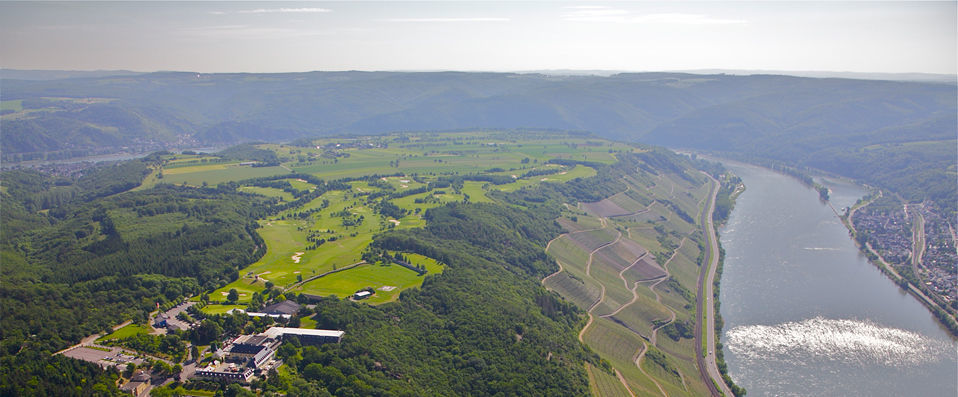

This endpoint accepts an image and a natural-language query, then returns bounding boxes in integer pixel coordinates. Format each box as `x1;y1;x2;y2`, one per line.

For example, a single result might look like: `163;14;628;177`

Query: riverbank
715;161;956;396
841;192;958;337
694;173;739;397
711;155;957;337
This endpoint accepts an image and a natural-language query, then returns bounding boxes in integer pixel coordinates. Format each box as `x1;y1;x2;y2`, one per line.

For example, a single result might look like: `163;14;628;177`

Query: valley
3;130;744;396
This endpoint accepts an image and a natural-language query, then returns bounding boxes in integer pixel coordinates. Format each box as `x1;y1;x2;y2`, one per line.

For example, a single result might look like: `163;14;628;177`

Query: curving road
695;174;735;397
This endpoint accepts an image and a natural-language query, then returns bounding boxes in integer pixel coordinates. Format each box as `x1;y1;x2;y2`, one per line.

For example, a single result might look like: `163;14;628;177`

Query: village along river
716;162;957;396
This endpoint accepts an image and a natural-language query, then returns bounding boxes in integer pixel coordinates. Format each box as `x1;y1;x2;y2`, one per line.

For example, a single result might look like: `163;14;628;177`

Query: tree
227;288;239;303
190;345;200;362
123;362;137;378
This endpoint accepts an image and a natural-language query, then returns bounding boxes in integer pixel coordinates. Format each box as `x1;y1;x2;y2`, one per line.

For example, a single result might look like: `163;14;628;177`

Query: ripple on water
726;317;951;367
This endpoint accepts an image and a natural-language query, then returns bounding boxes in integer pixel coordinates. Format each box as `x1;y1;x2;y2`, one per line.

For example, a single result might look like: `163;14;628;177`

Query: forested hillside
5;71;952;216
4;132;667;395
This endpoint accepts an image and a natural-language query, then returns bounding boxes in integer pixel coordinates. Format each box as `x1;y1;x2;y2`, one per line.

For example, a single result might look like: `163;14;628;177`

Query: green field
97;323;152;342
199;304;247;315
587;363;633;397
152;132;659;317
238;186;295;201
158;163;290;187
295;254;443;304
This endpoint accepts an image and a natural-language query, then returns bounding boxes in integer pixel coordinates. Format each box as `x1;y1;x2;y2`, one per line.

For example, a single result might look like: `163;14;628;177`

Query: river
717;162;957;396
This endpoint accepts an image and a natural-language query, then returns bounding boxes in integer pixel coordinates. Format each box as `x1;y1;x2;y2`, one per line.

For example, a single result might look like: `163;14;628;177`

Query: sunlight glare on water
726;317;951;367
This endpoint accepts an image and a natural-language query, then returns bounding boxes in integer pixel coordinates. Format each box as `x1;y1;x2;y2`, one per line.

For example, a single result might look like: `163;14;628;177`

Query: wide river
717;162;957;396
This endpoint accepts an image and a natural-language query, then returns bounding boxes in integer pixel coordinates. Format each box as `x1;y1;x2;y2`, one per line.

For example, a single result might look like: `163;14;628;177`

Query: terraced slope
544;162;715;397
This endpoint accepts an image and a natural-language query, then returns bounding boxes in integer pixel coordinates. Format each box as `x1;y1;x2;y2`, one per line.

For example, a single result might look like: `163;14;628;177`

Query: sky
1;1;955;74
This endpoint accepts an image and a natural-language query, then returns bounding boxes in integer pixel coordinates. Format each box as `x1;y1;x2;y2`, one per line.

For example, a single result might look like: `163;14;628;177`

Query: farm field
152;131;634;308
545;159;713;397
587;363;633;397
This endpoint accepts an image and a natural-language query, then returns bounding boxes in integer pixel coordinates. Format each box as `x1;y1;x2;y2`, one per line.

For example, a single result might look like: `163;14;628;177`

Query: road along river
716;162;956;396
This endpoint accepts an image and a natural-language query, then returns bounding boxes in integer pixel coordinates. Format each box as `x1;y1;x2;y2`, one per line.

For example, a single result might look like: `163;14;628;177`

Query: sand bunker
389;219;400;225
378;286;397;291
291;252;304;263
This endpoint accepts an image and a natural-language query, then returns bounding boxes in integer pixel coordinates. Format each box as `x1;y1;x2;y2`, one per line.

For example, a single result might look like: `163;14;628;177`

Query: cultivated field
545;161;712;396
147;132;633;309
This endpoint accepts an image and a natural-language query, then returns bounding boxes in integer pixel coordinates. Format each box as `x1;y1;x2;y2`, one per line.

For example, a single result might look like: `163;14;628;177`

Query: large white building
192;327;343;383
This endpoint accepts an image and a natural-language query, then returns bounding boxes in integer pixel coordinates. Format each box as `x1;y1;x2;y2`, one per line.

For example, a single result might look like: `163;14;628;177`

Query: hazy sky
1;1;955;74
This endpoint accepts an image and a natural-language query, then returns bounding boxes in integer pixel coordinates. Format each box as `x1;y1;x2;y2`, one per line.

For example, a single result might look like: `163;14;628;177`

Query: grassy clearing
239;186;295;201
299;315;318;329
199;304;247;315
295;253;443;304
98;323;151;342
159;164;289;187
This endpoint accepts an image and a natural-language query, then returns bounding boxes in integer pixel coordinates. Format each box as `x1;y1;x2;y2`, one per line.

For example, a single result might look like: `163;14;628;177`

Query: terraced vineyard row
545;163;715;396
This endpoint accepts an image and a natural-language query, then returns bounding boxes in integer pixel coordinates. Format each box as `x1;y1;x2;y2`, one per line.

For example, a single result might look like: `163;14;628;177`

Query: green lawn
98;324;151;342
199;304;247;315
239;186;295;201
295;253;443;304
159;163;290;187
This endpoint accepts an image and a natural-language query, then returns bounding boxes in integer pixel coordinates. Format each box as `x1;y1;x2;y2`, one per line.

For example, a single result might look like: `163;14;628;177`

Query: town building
192;327;343;383
261;327;344;345
119;370;150;396
263;300;302;316
194;361;256;383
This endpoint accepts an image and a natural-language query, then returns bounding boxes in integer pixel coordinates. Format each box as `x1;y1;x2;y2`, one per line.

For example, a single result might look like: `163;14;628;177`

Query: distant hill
0;68;144;80
3;70;954;210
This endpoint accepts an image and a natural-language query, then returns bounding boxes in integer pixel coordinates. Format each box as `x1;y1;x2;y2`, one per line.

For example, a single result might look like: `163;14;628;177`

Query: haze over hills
3;70;955;213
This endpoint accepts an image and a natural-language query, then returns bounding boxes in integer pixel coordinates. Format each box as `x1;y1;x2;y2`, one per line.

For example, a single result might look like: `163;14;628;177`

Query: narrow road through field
910;206;926;277
649;238;685;346
694;174;734;397
577;228;620;342
634;342;667;397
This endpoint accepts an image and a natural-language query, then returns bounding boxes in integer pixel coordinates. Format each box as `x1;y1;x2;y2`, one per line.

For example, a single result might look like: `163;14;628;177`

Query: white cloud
561;6;745;25
634;13;746;25
176;25;331;39
230;8;332;14
384;17;510;23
